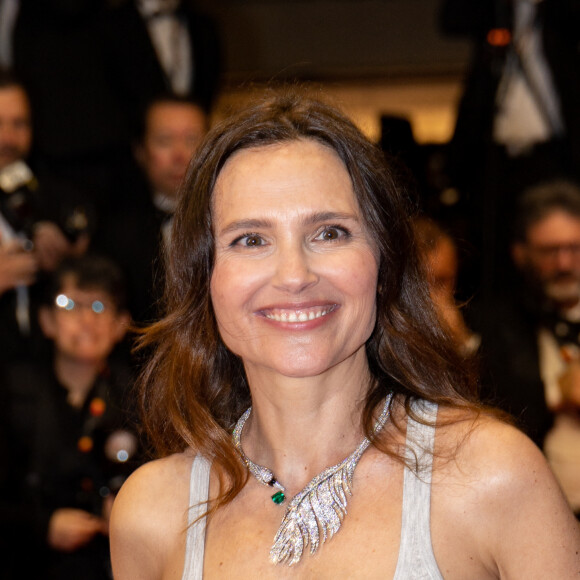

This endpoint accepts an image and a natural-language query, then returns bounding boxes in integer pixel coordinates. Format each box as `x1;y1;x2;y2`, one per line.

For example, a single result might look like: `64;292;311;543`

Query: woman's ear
38;306;56;339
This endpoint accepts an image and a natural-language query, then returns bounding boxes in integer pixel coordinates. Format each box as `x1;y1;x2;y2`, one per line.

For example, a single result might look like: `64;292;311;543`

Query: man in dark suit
440;0;580;298
7;0;134;218
0;69;91;368
5;0;220;220
477;179;580;513
108;0;221;113
92;95;208;323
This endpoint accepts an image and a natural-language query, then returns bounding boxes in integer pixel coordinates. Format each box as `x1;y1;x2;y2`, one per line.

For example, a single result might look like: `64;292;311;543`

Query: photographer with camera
0;68;92;367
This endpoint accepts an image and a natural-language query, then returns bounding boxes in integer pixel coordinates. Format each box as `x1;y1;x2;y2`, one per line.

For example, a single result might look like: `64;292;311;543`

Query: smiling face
40;276;130;365
210;139;380;380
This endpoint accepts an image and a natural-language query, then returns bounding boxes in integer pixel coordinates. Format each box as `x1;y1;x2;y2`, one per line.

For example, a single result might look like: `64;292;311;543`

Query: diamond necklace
232;392;393;566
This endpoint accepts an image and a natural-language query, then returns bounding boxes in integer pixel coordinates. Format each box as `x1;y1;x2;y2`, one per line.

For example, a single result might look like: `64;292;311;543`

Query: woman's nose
272;243;319;293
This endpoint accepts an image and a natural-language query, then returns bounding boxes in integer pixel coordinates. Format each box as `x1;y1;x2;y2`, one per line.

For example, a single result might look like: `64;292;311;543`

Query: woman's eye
233;233;264;247
316;226;348;241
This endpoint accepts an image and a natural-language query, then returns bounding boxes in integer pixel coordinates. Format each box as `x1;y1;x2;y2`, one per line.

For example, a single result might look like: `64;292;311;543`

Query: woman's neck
54;353;104;409
240;354;375;493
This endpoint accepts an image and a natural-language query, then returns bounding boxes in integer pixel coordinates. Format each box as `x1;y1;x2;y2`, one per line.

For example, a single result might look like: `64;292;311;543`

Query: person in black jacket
476;179;580;514
6;0;220;220
440;0;580;298
0;68;93;369
92;94;208;322
105;0;222;115
0;255;138;579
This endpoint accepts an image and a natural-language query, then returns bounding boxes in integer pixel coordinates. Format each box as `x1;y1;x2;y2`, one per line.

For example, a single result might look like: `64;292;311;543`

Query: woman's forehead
218;138;344;177
210;139;357;219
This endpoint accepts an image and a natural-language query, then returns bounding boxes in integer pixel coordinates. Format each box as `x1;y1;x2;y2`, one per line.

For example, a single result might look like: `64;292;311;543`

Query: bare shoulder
110;452;195;580
433;410;580;578
439;412;563;498
112;452;194;524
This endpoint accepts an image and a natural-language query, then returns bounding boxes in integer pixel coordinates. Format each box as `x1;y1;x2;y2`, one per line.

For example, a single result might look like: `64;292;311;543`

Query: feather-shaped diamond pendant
232;393;392;566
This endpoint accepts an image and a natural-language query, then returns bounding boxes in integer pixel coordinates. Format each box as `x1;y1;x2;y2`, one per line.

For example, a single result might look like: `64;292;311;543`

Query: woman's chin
244;346;364;381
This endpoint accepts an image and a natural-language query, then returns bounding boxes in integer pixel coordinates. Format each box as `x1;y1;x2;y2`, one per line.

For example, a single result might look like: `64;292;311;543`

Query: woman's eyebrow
218;218;273;236
301;211;358;226
219;212;358;236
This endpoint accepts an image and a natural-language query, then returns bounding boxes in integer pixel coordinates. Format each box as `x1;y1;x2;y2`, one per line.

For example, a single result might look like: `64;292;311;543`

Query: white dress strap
181;403;443;579
393;400;444;580
181;454;211;580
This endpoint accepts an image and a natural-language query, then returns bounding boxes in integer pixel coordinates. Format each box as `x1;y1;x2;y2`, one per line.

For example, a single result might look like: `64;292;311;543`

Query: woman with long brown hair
110;91;580;578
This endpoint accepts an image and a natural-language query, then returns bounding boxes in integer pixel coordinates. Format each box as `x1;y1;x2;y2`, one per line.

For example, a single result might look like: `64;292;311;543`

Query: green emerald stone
271;491;285;504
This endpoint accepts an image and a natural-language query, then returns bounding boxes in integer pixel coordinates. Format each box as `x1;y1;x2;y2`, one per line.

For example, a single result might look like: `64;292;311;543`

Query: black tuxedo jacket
12;0;220;157
441;0;580;192
103;0;222;118
473;295;554;448
91;181;167;323
0;357;137;579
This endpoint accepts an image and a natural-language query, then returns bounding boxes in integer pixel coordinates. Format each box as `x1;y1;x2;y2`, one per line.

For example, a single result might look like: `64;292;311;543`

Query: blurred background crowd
1;0;580;577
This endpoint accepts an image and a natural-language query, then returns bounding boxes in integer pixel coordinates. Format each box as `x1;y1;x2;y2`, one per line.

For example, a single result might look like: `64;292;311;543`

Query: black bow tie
540;312;580;347
154;207;172;226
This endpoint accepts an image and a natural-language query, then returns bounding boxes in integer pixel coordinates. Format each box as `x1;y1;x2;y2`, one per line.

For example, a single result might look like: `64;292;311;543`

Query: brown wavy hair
137;88;480;506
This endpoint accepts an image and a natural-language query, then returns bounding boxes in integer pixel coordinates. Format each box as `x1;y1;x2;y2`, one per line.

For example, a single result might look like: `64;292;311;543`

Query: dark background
194;0;470;84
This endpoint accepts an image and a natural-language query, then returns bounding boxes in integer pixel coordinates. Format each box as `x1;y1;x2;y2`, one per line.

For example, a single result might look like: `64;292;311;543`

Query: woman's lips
258;304;339;323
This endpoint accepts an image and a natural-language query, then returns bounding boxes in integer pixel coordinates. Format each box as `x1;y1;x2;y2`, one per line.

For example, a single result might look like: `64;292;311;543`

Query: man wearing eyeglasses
478;178;580;516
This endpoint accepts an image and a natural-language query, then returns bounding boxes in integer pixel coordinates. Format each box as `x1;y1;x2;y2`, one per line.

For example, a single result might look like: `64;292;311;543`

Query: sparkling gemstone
271;491;285;504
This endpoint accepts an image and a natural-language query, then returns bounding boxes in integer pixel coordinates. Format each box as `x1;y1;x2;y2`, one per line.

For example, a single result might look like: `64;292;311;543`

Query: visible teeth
264;306;333;322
